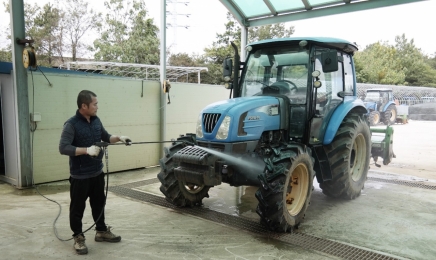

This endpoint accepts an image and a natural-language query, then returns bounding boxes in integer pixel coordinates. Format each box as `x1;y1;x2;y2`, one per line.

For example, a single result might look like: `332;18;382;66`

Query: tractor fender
323;97;367;145
364;101;377;112
382;101;396;112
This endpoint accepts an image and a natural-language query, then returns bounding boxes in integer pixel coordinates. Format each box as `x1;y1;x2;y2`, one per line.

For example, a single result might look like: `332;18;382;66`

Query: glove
86;145;101;157
119;136;132;145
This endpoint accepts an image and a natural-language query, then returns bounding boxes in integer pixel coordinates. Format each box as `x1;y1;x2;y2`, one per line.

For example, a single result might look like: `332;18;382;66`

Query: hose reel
16;38;37;69
23;46;37;69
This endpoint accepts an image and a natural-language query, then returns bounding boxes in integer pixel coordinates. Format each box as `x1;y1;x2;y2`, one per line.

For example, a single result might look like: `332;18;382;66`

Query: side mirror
321;50;338;73
223;58;233;81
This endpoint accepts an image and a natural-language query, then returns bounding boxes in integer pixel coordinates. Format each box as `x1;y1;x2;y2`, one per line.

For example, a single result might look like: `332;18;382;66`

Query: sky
1;0;435;57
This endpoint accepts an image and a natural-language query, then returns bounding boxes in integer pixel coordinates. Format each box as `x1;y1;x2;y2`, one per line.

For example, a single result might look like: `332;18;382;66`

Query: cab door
309;49;353;145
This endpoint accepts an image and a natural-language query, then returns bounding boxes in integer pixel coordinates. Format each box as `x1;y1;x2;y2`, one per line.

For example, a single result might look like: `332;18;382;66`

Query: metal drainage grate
368;177;436;190
115;178;160;189
109;184;401;260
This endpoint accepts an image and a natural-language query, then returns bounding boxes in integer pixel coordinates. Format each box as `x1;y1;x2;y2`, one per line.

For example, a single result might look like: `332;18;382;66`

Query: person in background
59;90;131;255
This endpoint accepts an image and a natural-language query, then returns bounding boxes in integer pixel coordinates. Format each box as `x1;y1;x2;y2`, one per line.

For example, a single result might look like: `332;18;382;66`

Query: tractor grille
203;113;221;133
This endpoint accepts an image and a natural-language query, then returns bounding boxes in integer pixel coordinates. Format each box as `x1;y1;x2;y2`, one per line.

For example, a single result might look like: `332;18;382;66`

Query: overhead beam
263;0;277;16
301;0;312;11
247;0;427;27
218;0;248;27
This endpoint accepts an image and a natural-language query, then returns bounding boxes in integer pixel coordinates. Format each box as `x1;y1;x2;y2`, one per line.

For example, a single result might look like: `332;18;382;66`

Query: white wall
165;82;229;140
28;73;161;183
0;74;20;186
26;73;229;184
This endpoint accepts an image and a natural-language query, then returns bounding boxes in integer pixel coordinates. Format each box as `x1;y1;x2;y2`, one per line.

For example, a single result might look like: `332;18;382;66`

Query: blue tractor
158;37;394;232
363;88;397;126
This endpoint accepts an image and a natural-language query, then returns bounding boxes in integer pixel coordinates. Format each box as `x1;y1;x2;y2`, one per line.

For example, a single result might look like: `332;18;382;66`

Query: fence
357;83;436;106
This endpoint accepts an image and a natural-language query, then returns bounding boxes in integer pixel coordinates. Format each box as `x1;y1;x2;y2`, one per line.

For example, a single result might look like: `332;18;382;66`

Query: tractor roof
248;37;358;54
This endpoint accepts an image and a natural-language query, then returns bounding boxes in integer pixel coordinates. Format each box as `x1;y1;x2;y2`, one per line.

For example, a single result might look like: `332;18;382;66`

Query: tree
201;12;294;84
354;35;436;87
248;23;294;42
93;0;159;64
168;53;199;67
0;49;11;62
33;3;64;66
394;34;436;87
354;41;406;85
2;1;102;65
168;52;204;83
427;53;436;70
2;2;41;60
62;0;102;61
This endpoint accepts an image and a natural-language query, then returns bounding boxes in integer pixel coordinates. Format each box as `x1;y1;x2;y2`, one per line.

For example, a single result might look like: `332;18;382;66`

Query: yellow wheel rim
350;133;367;181
184;183;204;194
390;109;396;121
374;113;379;123
286;163;309;216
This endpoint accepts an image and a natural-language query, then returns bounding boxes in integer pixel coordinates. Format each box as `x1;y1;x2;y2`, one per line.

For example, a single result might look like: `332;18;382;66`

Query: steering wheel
276;80;297;91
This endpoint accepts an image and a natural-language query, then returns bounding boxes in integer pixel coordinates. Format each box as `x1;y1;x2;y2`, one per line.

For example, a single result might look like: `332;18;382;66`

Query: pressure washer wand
94;140;177;147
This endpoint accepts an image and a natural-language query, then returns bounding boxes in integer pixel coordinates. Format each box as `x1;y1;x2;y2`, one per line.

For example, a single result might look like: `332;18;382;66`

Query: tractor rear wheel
383;105;397;125
157;134;210;207
320;114;370;199
368;111;380;126
255;145;314;232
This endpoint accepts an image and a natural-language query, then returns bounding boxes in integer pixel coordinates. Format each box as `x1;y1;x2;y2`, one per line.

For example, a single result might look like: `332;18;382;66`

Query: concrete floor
1;120;435;259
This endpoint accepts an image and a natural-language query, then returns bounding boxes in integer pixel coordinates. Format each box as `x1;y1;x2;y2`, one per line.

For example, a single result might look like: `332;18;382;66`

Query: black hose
37;148;110;241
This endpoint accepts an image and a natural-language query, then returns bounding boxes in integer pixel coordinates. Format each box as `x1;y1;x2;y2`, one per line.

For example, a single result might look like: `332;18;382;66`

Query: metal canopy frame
219;0;428;27
219;0;427;60
59;61;208;83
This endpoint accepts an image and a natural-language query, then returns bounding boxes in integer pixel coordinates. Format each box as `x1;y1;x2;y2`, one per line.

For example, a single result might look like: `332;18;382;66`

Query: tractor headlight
216;116;231;140
196;114;203;138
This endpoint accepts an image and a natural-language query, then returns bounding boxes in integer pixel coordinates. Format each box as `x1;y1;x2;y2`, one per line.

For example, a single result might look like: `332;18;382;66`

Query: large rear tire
320;114;370;199
255;145;315;232
157;134;210;207
383;105;397;125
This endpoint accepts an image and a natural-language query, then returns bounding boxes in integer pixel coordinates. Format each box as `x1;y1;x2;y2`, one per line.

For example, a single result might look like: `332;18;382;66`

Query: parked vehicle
363;88;397;126
158;37;395;232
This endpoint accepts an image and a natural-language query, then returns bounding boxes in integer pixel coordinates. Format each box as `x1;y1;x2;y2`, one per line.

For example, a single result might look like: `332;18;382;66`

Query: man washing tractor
59;90;131;254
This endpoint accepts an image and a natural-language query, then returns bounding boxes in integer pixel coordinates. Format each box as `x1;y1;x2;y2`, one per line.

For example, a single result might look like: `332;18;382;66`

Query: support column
241;25;248;61
10;0;32;188
159;0;167;156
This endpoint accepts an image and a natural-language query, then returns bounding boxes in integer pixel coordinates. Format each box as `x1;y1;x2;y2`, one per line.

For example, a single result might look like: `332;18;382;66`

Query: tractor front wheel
255;146;314;232
157;134;210;207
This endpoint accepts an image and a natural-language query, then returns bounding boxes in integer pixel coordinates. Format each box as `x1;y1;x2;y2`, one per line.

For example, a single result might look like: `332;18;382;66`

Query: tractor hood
197;96;282;142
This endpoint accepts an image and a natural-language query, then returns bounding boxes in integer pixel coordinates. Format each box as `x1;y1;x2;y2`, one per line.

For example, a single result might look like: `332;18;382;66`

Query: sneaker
95;226;121;242
73;234;88;255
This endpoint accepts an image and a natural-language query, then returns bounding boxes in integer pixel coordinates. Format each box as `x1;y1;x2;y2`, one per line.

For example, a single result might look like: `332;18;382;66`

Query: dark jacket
59;110;111;179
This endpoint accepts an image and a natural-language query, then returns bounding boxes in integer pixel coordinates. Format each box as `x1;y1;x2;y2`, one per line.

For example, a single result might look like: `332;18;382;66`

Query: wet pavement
1;120;435;259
